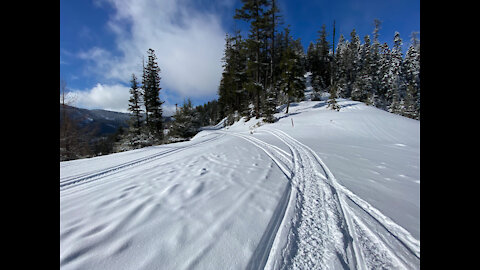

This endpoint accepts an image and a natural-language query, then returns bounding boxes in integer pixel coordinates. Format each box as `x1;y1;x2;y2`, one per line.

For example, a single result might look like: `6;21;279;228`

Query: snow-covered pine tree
370;19;382;107
377;42;391;109
344;29;361;98
170;98;199;139
403;32;420;119
292;39;307;100
328;82;340;111
352;35;373;102
334;34;348;98
387;32;405;114
263;88;277;122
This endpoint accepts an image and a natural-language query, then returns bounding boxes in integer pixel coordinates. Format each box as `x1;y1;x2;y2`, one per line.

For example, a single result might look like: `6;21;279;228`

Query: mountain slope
60;98;420;269
59;105;173;136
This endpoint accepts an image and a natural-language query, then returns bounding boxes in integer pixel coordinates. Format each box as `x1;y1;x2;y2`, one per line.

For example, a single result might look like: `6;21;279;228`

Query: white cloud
82;0;226;99
71;83;131;113
70;83;178;116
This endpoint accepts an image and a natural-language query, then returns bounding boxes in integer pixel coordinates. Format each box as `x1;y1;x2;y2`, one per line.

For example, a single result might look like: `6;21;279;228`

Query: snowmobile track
226;127;419;269
264;128;420;269
60;133;225;192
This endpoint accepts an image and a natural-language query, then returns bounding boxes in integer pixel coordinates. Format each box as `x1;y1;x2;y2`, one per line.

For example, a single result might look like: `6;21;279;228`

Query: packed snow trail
224;127;420;269
60;133;225;192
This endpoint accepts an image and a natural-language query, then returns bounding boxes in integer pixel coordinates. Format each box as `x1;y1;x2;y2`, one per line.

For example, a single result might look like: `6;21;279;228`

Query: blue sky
60;0;419;115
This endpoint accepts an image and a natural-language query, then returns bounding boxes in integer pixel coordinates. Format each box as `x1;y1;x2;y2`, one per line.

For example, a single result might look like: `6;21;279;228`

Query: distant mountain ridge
60;104;172;137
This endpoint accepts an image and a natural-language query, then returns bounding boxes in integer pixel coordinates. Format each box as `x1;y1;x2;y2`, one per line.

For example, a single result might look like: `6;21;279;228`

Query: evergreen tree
403;32;420;119
369;20;382;107
121;73;149;149
306;41;316;72
387;32;405;113
263;89;277;122
264;0;282;93
279;26;306;113
334;34;348;98
377;42;391;109
218;32;249;121
218;34;235;118
311;24;331;94
328;82;340;111
127;73;143;136
170;98;199;139
235;0;269;119
195;100;220;126
343;29;361;98
142;48;164;141
352;35;373;102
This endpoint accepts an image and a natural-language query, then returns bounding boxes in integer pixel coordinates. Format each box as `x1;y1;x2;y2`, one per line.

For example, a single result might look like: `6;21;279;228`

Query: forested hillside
217;1;420;123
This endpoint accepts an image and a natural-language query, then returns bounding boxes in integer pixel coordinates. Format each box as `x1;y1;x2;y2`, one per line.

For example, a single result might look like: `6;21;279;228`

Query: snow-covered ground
60;97;420;269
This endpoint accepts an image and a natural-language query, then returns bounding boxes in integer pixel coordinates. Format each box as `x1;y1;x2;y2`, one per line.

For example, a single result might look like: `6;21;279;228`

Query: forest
217;1;420;124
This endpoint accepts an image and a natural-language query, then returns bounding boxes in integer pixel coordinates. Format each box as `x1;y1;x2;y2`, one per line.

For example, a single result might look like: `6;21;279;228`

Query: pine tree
370;19;382;107
315;24;331;92
263;89;277;122
377;42;391;109
142;48;164;142
306;41;316;72
387;32;405;114
170;98;199;139
279;26;306;113
218;34;235;118
343;29;361;98
328;82;340;111
403;32;420;119
235;0;269;119
334;34;348;98
265;0;282;94
218;31;249;121
127;73;143;135
352;35;373;102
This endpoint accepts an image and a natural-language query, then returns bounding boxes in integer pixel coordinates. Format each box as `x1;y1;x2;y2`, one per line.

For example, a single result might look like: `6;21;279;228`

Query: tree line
218;0;420;123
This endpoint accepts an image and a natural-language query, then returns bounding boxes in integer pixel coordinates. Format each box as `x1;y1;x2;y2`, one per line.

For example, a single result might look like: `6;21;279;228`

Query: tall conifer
142;48;164;141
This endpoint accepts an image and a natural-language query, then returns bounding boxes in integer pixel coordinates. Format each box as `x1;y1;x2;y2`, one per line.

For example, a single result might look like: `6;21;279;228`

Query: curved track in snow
224;127;420;269
60;133;225;192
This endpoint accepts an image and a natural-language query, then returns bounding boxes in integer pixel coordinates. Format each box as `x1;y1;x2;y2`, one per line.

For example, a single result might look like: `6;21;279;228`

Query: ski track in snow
60;133;225;193
221;127;420;270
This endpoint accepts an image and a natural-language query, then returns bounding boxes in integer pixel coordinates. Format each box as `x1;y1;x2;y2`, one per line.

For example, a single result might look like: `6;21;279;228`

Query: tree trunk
286;95;290;114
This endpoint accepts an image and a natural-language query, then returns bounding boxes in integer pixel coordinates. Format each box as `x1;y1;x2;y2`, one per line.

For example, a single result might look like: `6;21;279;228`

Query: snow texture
60;98;419;269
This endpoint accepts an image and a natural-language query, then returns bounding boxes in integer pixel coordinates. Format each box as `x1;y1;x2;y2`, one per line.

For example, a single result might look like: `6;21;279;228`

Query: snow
60;97;419;269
